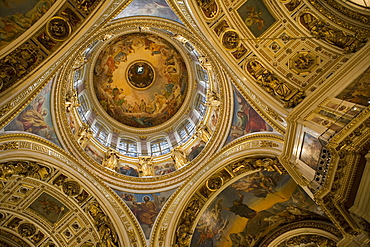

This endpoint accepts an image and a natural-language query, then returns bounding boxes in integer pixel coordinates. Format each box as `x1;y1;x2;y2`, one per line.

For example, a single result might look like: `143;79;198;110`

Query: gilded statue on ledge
102;149;120;170
171;146;189;168
65;89;80;112
76;123;93;149
195;122;211;142
138;156;153;176
205;90;221;107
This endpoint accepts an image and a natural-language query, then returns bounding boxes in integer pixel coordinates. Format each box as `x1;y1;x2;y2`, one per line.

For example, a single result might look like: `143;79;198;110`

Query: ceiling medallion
46;16;71;42
289;51;318;75
127;60;155;90
221;30;240;50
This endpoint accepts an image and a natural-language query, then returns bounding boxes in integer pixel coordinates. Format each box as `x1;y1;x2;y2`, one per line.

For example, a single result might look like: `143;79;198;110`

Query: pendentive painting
226;86;273;144
93;32;188;128
190;171;327;246
84;143;104;165
0;0;56;49
336;66;370;106
114;189;176;239
237;0;276;37
4;79;60;146
28;192;69;224
114;0;181;23
299;132;322;170
117;163;139;177
153;161;176;175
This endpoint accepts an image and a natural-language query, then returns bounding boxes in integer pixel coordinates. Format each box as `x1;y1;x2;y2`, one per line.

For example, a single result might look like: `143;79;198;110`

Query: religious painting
93;32;188;128
209;107;219;132
66;112;77;135
153;162;176;175
117;163;139;177
84;144;103;165
114;189;176;238
114;0;182;23
0;0;56;49
190;171;327;246
237;0;276;37
28;192;69;224
226;87;273;144
4;80;60;146
299;132;322;170
336;66;370;106
188;140;206;161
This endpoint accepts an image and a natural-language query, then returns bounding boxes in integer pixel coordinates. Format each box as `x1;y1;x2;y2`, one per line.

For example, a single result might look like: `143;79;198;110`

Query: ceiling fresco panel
237;0;277;38
93;32;189;128
190;171;329;247
114;188;176;239
3;80;61;146
28;192;70;224
226;85;273;145
0;0;56;50
114;0;182;23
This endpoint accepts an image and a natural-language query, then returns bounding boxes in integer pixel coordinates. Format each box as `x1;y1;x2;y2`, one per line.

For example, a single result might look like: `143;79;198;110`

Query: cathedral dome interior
0;0;369;246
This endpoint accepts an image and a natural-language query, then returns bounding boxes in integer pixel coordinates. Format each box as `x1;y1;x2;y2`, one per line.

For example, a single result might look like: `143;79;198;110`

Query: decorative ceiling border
0;134;146;246
259;220;342;246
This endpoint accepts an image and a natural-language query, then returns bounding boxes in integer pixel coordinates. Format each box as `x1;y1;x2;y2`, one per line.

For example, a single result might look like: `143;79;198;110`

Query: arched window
195;93;206;116
77;93;90;122
150;138;171;156
177;119;195;143
117;138;138;157
91;121;109;146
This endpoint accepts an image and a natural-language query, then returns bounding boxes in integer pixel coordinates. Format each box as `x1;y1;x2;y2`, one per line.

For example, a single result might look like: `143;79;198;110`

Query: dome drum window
150;138;171;157
117;138;138;157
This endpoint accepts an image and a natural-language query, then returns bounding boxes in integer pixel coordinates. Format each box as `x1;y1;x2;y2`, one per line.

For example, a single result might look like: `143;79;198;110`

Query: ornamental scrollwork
300;13;368;54
0;161;52;181
0;141;19;151
196;0;219;19
246;60;305;108
0;43;45;93
86;200;120;247
277;234;337;246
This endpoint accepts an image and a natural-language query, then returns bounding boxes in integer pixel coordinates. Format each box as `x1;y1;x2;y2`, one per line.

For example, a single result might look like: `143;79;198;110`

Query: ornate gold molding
171;157;284;246
259;220;341;246
309;0;370;26
313;107;370;237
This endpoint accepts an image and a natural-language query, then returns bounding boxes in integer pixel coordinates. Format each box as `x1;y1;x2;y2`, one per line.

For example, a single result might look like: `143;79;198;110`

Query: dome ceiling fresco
93;32;188;128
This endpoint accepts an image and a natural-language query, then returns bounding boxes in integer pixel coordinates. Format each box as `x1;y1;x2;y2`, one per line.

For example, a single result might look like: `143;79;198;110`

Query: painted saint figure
224;193;257;219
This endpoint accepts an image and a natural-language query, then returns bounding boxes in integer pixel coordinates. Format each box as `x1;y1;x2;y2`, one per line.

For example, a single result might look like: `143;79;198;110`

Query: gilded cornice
290;43;369;120
259;220;342;246
308;0;370;28
311;107;370;237
0;229;31;246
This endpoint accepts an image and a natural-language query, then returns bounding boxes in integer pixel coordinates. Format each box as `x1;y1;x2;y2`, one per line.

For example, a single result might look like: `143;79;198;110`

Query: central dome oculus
127;61;155;89
93;32;189;128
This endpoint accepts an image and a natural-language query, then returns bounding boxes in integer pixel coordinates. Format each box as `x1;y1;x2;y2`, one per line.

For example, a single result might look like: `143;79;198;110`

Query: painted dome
93;32;188;128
